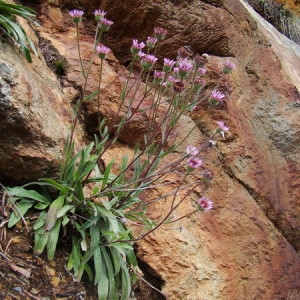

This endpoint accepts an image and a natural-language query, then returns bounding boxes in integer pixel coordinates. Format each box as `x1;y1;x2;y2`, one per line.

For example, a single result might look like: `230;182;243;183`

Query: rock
1;0;300;299
0;40;69;184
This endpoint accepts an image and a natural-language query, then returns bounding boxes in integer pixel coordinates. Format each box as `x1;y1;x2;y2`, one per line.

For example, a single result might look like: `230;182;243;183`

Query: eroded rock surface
0;0;299;299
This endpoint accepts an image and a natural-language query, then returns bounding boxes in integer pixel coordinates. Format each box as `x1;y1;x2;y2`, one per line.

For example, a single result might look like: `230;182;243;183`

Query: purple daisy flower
99;18;113;31
146;36;158;49
131;39;145;54
69;9;84;23
223;60;235;74
186;145;199;156
187;157;202;169
94;9;106;21
96;45;110;60
154;27;168;40
198;196;213;210
217;121;229;132
209;90;226;106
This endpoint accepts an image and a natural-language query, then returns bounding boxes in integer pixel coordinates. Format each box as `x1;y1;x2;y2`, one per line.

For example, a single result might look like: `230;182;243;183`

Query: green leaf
7;199;34;228
120;260;131;300
33;211;47;230
44;195;65;231
47;218;62;260
101;246;116;299
84;90;99;101
101;160;115;190
56;204;75;218
106;242;133;251
7;186;50;204
110;247;121;275
39;178;71;194
34;226;49;256
67;235;82;277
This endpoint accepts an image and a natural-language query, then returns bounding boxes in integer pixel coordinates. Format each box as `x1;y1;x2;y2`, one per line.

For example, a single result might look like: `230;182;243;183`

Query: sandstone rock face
1;0;300;299
0;39;68;184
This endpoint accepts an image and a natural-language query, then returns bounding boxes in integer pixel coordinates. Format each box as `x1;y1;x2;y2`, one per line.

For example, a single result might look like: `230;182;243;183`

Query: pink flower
178;59;193;78
209;90;226;106
198;196;213;210
187;157;202;169
94;9;106;21
163;58;176;72
162;75;176;88
198;67;206;75
167;75;177;83
146;36;158;49
186;145;199;156
99;18;113;31
96;45;110;60
193;77;206;91
153;70;165;84
69;9;84;23
137;51;145;59
217;121;229;132
154;27;168;40
131;39;145;54
178;59;193;72
154;70;165;79
141;54;158;70
223;60;235;74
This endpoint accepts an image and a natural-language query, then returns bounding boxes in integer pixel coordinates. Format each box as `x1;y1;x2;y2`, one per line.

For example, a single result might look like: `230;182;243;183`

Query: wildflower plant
4;7;235;300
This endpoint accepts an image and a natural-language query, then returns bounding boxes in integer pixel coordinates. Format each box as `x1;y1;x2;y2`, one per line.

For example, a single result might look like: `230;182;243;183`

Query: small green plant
0;0;38;62
3;7;235;300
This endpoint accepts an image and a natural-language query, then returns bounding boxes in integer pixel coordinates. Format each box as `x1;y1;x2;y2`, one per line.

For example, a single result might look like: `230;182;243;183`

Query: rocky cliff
0;0;299;299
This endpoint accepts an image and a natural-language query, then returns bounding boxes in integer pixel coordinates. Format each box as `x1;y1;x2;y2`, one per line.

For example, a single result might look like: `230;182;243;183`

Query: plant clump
1;6;236;300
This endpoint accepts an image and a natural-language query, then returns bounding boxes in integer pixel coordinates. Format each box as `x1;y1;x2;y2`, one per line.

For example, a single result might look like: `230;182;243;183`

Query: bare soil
0;212;98;300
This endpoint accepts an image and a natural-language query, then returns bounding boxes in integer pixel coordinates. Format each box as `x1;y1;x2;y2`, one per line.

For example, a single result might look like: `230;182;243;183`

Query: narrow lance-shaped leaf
44;195;65;231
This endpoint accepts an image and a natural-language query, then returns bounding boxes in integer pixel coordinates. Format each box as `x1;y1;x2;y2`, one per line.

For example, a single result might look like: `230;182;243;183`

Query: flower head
137;51;145;59
217;121;229;132
193;77;206;91
187;157;202;170
186;145;199;156
99;18;113;31
198;67;206;75
96;45;110;60
141;54;158;70
153;70;165;84
162;75;176;88
223;60;235;74
131;39;145;54
178;58;193;79
154;27;168;40
146;36;158;49
202;170;214;181
163;58;176;72
69;9;84;23
209;90;226;106
198;196;213;211
94;9;106;21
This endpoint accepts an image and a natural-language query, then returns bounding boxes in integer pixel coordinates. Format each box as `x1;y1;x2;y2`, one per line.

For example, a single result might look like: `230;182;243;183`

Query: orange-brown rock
0;0;299;299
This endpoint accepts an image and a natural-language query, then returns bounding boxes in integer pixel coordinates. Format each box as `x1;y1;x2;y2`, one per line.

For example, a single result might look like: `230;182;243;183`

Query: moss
38;36;68;77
